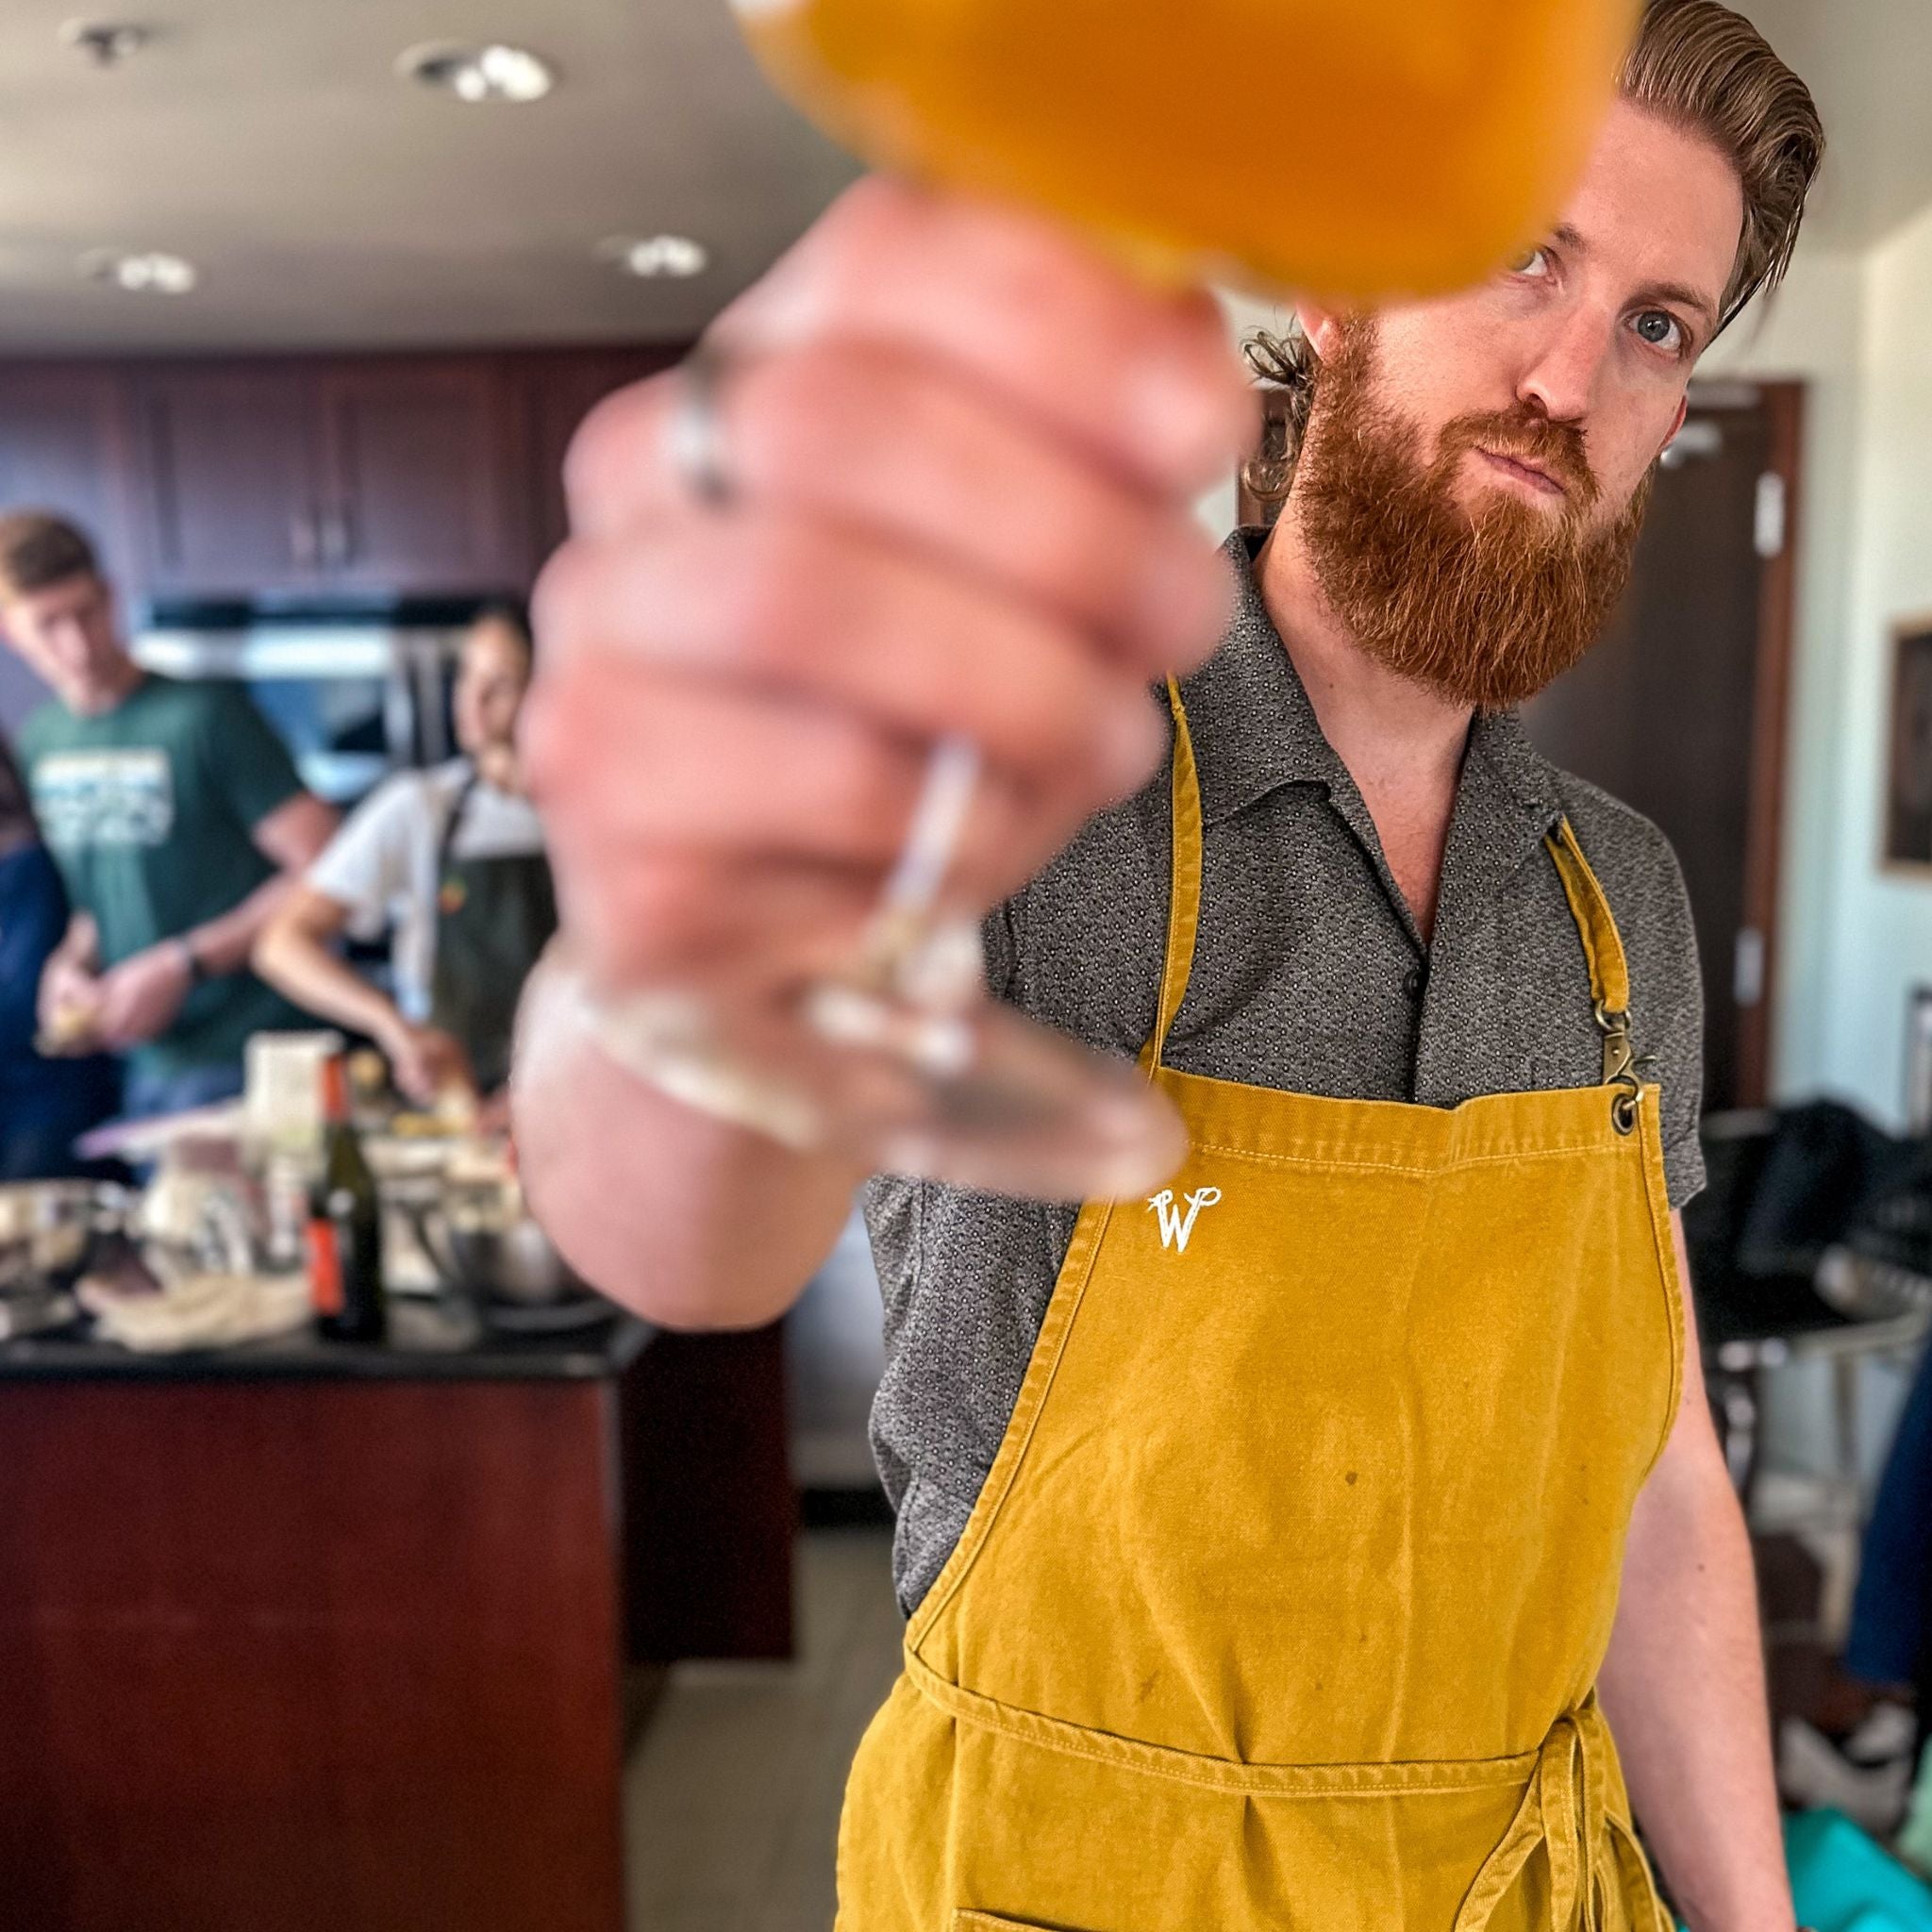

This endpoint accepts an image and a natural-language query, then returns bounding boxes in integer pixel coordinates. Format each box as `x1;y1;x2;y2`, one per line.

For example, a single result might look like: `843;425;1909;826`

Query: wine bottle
307;1053;386;1342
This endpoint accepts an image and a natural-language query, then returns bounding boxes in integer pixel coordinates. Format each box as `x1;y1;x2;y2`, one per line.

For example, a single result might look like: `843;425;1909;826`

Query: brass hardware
1593;1000;1635;1085
1594;1001;1641;1135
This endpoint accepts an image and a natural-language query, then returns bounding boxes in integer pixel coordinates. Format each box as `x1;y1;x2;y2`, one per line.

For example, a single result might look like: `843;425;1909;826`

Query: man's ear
1658;391;1690;460
1294;300;1344;365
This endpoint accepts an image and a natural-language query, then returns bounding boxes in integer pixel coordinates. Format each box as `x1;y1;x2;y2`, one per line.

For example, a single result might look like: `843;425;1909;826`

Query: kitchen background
1;2;1930;1929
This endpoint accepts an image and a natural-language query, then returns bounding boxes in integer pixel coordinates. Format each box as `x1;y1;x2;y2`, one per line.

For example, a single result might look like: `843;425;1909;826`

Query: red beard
1291;320;1652;712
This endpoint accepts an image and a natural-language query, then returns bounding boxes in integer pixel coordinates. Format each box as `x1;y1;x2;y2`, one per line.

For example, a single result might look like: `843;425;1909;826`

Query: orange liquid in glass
733;0;1639;301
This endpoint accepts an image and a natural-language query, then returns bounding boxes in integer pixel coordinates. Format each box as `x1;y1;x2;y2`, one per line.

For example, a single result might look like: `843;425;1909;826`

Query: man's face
1291;99;1744;708
0;573;130;714
453;619;532;758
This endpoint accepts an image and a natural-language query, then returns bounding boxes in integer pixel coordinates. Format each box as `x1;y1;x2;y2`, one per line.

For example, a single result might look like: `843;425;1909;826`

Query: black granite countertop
0;1293;654;1384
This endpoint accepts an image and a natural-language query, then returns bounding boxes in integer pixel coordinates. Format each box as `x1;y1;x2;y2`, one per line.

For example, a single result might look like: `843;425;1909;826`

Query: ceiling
0;0;1924;355
0;0;864;352
1742;0;1932;250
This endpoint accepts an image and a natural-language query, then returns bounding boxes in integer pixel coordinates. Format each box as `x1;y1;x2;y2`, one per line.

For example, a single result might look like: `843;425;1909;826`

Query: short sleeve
1550;766;1709;1210
199;684;304;832
307;775;424;931
1626;825;1707;1209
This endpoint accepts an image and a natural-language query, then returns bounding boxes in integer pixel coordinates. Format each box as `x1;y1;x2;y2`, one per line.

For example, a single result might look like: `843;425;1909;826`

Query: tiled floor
624;1526;901;1932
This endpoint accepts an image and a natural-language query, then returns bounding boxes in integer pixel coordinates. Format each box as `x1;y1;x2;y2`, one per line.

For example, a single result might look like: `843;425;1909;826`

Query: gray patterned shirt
862;527;1705;1618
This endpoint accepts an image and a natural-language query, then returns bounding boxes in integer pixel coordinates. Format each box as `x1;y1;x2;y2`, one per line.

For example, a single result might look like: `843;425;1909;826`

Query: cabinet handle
290;511;320;569
319;506;355;569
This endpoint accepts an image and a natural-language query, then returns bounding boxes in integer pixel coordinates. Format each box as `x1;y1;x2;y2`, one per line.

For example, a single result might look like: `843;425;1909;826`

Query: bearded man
515;1;1824;1924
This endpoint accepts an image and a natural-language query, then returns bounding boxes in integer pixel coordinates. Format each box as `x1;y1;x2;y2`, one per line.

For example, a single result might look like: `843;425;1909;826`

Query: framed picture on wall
1886;616;1932;870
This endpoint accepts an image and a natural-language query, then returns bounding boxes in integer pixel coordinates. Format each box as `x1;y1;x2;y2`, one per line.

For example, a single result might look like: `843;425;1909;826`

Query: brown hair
464;600;535;669
1241;0;1824;510
0;510;102;600
1623;0;1823;329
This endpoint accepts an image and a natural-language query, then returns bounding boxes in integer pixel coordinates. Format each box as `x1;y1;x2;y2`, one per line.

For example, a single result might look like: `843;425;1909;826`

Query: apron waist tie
908;1644;1664;1928
1452;1695;1668;1932
909;1655;1664;1929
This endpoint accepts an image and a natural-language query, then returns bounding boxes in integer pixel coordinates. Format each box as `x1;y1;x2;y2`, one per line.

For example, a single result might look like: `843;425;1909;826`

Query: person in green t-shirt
0;511;340;1119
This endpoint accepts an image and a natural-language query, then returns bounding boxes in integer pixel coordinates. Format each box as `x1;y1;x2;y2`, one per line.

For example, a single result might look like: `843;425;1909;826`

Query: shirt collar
1184;527;1568;848
1179;528;1350;827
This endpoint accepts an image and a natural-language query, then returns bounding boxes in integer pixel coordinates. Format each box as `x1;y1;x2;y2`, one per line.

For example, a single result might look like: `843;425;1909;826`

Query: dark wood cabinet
317;359;526;592
132;367;325;593
0;365;138;585
0;1317;794;1932
0;345;691;606
132;358;527;599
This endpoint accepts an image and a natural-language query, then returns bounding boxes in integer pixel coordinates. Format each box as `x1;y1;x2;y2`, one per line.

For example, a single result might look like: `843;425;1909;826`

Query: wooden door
132;368;325;595
317;359;525;593
0;366;139;588
1524;382;1803;1109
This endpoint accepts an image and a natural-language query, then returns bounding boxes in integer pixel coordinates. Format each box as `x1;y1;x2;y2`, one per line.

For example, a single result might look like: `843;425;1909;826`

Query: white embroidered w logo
1146;1186;1223;1255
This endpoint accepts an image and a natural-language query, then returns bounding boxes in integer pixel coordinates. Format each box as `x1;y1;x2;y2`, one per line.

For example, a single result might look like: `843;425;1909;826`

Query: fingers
544;847;884;995
564;341;1233;674
393;1029;475;1105
709;177;1253;497
393;1056;438;1108
525;661;1104;902
531;508;1174;799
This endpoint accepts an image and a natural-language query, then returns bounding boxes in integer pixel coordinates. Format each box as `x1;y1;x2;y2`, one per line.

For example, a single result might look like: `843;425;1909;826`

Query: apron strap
1143;676;1205;1074
1146;685;1641;1095
435;764;482;877
1543;818;1644;1117
1543;817;1632;1019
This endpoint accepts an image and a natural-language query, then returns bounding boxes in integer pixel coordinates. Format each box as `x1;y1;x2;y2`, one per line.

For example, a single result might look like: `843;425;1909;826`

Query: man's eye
1509;245;1551;277
1634;309;1684;352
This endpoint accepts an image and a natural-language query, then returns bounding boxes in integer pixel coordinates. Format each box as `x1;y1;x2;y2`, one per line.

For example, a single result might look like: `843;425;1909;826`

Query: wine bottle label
307;1219;344;1317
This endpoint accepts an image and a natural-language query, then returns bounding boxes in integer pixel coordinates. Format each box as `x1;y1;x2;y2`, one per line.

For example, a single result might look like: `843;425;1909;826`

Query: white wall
1808;201;1932;1125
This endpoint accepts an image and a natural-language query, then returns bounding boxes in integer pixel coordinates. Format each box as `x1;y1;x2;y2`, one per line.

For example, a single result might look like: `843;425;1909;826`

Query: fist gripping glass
591;0;1640;1200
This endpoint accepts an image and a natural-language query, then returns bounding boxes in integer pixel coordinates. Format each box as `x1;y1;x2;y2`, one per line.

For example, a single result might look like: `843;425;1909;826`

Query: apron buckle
1592;1002;1644;1136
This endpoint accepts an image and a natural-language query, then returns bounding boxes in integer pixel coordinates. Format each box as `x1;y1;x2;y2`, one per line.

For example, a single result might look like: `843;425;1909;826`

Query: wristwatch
177;935;211;987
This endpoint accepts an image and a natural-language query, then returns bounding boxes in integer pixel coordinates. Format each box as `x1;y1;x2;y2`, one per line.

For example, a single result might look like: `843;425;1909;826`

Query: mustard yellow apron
837;685;1685;1932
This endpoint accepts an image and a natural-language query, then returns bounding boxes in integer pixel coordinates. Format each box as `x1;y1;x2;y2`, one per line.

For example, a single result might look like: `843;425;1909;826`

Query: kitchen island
0;1302;793;1932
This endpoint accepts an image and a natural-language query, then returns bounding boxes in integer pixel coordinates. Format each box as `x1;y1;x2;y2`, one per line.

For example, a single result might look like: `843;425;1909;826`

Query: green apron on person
427;773;557;1095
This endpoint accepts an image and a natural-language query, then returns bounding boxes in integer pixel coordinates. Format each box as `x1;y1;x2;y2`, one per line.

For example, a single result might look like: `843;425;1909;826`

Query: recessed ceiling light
397;42;556;104
78;249;199;295
597;234;711;279
59;20;151;68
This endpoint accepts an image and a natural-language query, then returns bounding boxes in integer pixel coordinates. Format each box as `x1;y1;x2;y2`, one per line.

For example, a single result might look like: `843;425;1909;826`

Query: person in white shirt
254;610;552;1112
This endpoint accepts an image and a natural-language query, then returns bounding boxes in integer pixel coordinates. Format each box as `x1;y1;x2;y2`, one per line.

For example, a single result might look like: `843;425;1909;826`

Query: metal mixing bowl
396;1187;581;1306
0;1180;131;1294
434;1220;577;1304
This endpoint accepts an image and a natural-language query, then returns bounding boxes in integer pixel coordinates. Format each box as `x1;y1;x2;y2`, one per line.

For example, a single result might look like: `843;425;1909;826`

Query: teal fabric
18;675;310;1078
1785;1810;1932;1932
